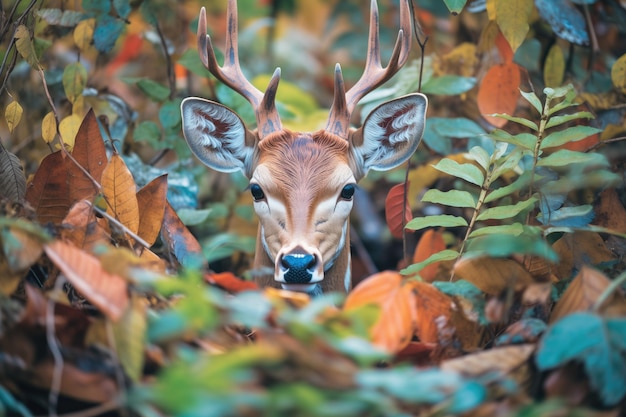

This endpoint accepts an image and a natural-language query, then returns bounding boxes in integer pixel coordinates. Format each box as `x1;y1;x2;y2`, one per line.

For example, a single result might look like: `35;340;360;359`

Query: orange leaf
495;29;513;62
344;271;416;353
477;61;521;128
205;272;259;293
61;200;110;249
136;174;168;246
25;150;71;225
44;240;129;321
412;281;453;343
102;153;139;235
68;109;107;204
385;182;412;239
412;229;446;282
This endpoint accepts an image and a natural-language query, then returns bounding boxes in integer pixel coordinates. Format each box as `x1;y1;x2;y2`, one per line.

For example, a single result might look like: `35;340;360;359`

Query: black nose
280;253;317;284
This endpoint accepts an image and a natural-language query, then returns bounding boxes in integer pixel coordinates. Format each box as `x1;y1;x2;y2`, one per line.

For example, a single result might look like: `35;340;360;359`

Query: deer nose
279;252;318;284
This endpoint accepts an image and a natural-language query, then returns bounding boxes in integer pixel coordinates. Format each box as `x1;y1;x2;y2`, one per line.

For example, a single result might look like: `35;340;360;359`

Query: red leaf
385;182;412;239
412;229;446;282
477;61;521;128
495;29;513;63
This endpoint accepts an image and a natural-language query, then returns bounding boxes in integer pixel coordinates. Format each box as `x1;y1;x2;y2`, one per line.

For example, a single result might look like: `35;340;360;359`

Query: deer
181;0;427;295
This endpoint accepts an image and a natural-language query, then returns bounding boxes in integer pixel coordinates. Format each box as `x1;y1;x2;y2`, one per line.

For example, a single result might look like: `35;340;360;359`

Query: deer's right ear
181;97;257;176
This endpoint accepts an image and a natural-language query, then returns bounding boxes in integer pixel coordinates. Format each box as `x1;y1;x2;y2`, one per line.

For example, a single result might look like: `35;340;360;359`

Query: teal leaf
421;189;477;208
537;204;594;227
421;75;476;96
433;280;489;325
135;79;171;102
159;99;183;130
93;15;124;53
520;90;543;114
541;126;602;149
432;159;484;186
400;249;459;275
405;215;468;231
535;0;589;45
537;149;608;168
536;312;626;406
113;0;131;19
442;0;468;14
476;197;538;221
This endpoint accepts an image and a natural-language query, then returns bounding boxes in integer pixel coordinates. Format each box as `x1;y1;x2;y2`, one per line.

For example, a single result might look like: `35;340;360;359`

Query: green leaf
491;148;524;181
133;120;161;144
465;232;558;262
536;312;626;406
467;146;491;171
432;159;484;186
476;197;537;221
421;75;476;95
537;149;608;168
421;189;477;208
485;170;533;203
159;99;183;130
545;111;594;129
62;62;87;103
541;125;602;149
406;215;468;231
177;49;213;77
490;129;536;150
135;79;171;102
400;249;459;275
443;0;467;14
520;90;543;114
468;223;525;238
490;114;538;131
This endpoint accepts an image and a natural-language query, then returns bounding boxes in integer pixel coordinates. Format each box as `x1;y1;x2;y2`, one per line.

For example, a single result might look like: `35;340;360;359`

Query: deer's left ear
349;93;427;179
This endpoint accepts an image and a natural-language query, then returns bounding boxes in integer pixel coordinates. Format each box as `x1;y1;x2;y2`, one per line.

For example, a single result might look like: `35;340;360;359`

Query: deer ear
181;97;257;176
349;93;427;178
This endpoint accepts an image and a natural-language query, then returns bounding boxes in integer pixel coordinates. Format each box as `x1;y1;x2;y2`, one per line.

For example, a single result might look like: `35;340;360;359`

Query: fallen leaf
345;271;416;353
549;266;612;323
44;240;129;321
453;257;534;295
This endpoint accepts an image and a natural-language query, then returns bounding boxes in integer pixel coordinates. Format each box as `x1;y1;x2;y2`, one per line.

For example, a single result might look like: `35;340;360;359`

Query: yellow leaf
486;0;496;20
611;53;626;94
63;62;88;103
74;19;95;51
102;154;140;235
5;100;23;133
14;25;41;69
494;0;533;53
112;295;147;382
59;114;82;150
41;111;57;143
544;44;565;88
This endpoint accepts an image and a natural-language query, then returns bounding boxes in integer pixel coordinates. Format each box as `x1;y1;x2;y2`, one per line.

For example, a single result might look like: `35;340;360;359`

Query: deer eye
250;184;265;201
340;184;355;200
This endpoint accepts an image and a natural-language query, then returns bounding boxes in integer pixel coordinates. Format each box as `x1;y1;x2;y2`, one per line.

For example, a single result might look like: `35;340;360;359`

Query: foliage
0;0;625;416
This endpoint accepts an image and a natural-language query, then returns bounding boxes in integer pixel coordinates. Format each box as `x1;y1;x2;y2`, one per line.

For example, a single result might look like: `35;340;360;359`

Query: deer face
181;0;428;293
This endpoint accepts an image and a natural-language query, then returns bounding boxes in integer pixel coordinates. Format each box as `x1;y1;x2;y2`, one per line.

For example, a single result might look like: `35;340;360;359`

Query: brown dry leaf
102;153;139;235
412;280;454;344
0;225;44;272
61;200;110;249
453;257;534;295
264;287;310;308
549;266;611;323
344;271;416;353
160;201;206;269
412;229;446;282
441;343;534;377
25;150;71;225
552;232;615;280
477;61;521;128
136;174;168;246
67;109;107;204
385;182;412;239
44;240;129;321
593;188;626;234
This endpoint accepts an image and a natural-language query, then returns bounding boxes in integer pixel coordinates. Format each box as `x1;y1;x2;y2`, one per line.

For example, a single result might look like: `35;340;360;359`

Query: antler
326;0;412;139
197;0;282;138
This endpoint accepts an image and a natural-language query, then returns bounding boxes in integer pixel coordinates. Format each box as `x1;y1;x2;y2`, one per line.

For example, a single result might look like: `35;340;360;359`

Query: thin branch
88;201;152;250
154;21;176;101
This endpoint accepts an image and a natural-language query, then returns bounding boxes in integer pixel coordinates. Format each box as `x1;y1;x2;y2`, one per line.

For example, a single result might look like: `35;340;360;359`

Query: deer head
181;0;427;295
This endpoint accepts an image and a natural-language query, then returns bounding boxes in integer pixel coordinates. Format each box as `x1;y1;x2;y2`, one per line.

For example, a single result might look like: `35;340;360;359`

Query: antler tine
326;0;412;138
197;1;282;138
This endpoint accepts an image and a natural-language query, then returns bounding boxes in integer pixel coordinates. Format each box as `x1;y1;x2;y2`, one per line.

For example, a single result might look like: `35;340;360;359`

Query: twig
88;201;152;250
154;21;176;101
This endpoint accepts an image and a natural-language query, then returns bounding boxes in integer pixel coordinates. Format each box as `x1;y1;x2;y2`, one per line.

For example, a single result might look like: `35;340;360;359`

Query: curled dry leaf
344;271;416;353
160;201;206;270
44;240;129;321
385;182;412;239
